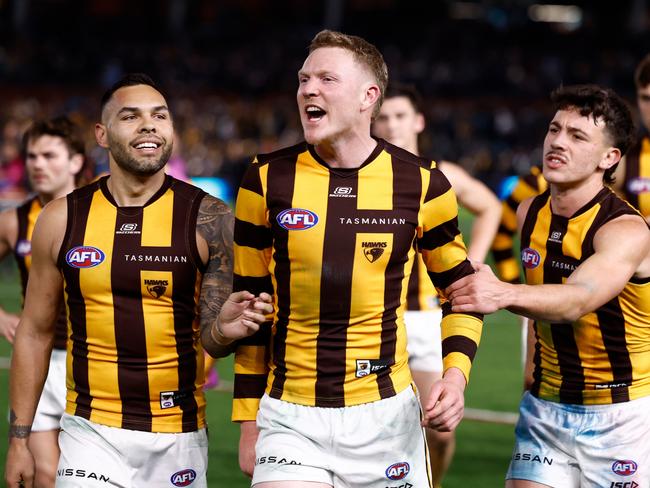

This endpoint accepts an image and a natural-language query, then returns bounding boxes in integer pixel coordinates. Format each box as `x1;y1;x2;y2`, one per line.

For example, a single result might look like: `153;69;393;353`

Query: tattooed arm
197;195;237;358
197;195;274;358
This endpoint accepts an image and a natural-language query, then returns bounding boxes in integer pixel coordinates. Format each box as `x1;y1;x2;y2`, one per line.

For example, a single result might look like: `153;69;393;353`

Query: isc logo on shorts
612;460;638;476
170;468;196;486
65;246;105;268
386;461;410;480
276;208;319;230
521;247;541;269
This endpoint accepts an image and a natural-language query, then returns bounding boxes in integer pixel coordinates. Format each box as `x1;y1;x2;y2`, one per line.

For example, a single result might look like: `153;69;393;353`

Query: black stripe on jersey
112;210;152;431
520;191;548;250
233;274;274;297
598;297;632;403
234;219;272;250
624;139;641;209
266;156;298;398
530;321;542;398
234;374;269;399
440;301;482;321
427;260;475;290
172;186;203;431
497;222;515;236
419;218;461;250
237;322;272;347
423;168;452;203
240;162;265;196
492;248;515;262
407;248;421;310
14;199;32;294
64;190;94;419
545;214;585;404
315;172;359;407
505;195;519;213
442;336;478;361
376;157;422;398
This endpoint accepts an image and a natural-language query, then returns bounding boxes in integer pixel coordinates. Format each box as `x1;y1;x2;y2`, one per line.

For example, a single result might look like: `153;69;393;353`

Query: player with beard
0;117;86;488
4;73;271;488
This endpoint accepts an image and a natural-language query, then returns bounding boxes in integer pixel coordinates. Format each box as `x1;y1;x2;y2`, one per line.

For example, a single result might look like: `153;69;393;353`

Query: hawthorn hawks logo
145;279;168;298
362;241;387;263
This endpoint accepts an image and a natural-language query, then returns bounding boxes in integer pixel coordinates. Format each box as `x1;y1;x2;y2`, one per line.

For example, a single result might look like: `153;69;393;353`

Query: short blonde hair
309;30;388;117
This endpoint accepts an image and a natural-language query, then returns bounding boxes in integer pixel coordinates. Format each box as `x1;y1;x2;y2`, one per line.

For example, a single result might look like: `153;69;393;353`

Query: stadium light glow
528;4;582;28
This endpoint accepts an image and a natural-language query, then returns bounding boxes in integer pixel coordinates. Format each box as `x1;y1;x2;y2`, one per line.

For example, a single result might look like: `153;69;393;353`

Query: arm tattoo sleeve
8;409;31;439
197;195;236;357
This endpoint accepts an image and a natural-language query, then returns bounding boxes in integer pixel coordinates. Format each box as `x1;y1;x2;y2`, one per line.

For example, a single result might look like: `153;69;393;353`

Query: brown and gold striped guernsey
492;165;547;284
522;187;650;405
58;175;207;433
15;196;67;350
622;135;650;218
232;139;483;420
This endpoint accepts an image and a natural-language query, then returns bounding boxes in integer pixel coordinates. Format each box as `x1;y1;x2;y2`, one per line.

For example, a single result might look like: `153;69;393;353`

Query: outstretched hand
446;262;508;314
215;291;273;343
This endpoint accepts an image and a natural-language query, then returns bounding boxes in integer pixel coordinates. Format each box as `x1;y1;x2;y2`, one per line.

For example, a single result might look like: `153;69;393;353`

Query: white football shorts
404;309;443;373
32;348;67;432
252;385;432;488
56;413;208;487
507;391;650;487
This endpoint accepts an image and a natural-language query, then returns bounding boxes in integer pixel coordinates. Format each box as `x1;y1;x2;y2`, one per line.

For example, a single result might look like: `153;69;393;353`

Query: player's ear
95;123;109;149
69;153;84;176
599;146;621;171
415;113;425;135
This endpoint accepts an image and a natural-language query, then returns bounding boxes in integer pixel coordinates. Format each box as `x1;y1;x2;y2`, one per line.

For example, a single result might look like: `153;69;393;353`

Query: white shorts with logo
507;391;650;487
32;348;67;432
56;413;208;487
253;386;431;488
405;309;443;373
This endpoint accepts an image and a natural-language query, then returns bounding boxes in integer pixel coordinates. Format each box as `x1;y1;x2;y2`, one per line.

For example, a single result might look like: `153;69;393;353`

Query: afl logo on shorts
277;208;318;230
521;247;541;269
170;468;196;486
386;461;410;480
65;246;105;268
612;460;637;476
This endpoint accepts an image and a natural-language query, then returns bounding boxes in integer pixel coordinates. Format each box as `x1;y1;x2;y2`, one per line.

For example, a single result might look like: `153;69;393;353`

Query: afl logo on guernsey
277;208;319;230
170;468;196;486
521;247;541;269
65;246;105;268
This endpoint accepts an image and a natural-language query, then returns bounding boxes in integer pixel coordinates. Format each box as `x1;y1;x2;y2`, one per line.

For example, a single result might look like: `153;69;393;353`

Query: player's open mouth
545;152;567;168
305;105;326;122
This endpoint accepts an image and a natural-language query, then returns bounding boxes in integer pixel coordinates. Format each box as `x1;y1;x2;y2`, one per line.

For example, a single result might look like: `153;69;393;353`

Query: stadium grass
0;208;523;487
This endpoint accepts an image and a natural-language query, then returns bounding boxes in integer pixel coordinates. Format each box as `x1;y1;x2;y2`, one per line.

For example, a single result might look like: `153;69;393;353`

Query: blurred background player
612;52;650;223
372;83;501;488
0;116;86;488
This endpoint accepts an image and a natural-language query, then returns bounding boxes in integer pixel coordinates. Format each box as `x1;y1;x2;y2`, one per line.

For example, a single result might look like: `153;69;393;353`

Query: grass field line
0;356;9;369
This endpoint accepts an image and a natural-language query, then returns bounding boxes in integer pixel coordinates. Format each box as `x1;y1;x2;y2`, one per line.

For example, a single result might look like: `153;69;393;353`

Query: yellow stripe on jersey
78;191;119;426
142;190;173;247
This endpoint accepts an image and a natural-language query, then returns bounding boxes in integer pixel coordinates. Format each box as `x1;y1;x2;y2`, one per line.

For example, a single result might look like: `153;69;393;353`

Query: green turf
0;209;524;487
